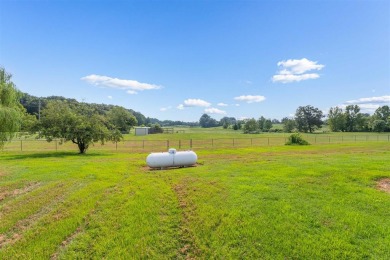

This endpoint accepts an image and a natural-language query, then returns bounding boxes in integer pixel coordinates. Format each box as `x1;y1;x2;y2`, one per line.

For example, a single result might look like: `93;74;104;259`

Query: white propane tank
146;148;197;169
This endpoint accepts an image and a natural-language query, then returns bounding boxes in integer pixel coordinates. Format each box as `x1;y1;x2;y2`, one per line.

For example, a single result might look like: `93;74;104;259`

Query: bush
285;133;309;145
149;123;163;134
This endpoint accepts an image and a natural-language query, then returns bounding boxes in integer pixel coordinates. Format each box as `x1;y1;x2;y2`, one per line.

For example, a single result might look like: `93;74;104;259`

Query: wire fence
2;134;389;153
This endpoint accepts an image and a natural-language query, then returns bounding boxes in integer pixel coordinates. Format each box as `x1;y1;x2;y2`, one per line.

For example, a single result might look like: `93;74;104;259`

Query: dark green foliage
199;114;218;128
38;101;120;154
295;105;324;133
327;105;389;133
0;68;24;147
106;106;137;133
282;118;296;133
372;105;390;132
257;116;273;132
243;118;259;133
371;120;387;132
345;105;363;132
20;93;145;125
328;107;346;132
220;117;237;128
149;123;164;134
285;133;309;145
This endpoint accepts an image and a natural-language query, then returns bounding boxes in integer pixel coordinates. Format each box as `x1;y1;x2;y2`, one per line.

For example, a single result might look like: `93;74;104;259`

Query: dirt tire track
0;182;41;203
0;181;84;249
50;205;96;260
50;177;131;259
173;177;201;259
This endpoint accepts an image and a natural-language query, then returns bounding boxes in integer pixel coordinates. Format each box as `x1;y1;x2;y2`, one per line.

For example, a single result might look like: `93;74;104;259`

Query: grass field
0;141;389;259
4;127;390;153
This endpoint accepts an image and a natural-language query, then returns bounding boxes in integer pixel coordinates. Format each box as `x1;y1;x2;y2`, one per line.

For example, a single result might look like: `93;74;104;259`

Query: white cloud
345;96;390;105
177;104;184;110
272;58;324;83
277;58;324;74
204;108;227;115
160;106;172;112
339;95;390;114
107;96;112;99
234;95;266;103
217;102;228;107
183;99;211;107
81;74;161;94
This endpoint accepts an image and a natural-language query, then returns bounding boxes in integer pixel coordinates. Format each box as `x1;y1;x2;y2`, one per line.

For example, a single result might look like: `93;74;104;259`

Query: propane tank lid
168;148;176;154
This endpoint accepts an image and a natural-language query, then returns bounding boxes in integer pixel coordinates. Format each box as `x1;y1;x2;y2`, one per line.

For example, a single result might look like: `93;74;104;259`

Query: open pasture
0;142;389;259
4;128;390;153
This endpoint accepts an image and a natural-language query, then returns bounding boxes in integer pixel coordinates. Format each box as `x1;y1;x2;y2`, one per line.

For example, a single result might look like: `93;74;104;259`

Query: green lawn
0;142;389;259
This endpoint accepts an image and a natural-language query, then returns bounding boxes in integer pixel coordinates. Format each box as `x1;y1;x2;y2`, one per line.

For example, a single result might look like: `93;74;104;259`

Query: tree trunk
77;142;88;154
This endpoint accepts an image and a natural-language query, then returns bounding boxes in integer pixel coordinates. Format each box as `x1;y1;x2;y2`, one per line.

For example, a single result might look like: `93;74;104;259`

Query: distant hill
19;93;198;127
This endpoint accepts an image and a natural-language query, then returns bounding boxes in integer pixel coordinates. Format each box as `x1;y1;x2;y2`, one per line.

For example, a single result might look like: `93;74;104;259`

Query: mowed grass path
0;143;389;259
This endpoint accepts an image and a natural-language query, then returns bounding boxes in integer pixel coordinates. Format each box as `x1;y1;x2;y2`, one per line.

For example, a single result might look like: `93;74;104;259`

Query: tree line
199;104;390;134
21;93;199;128
1;67;389;154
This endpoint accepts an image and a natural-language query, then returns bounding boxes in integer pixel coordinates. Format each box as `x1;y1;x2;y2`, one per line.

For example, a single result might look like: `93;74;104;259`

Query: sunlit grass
0;142;389;258
4;127;390;153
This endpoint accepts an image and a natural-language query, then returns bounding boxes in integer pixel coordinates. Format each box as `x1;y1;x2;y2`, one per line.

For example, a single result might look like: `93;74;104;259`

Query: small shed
135;127;150;136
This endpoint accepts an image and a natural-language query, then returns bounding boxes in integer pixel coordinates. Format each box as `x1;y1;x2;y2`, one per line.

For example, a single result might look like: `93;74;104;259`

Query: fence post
355;135;356;142
179;140;181;149
167;140;169;149
268;137;269;145
190;139;192;149
342;136;343;142
329;136;330;143
116;142;118;151
315;136;316;143
388;135;389;142
21;140;23;152
143;140;145;149
56;140;58;152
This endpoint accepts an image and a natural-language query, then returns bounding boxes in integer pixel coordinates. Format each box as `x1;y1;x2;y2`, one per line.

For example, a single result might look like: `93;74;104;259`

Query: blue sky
1;0;389;122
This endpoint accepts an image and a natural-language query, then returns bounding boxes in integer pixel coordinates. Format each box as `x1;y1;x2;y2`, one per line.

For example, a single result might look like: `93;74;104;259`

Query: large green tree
0;68;24;147
38;100;118;153
295;105;324;133
344;105;363;132
243;118;259;133
328;107;346;132
257;116;273;132
199;114;218;128
371;105;390;132
282;117;296;133
106;106;137;133
220;117;237;129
